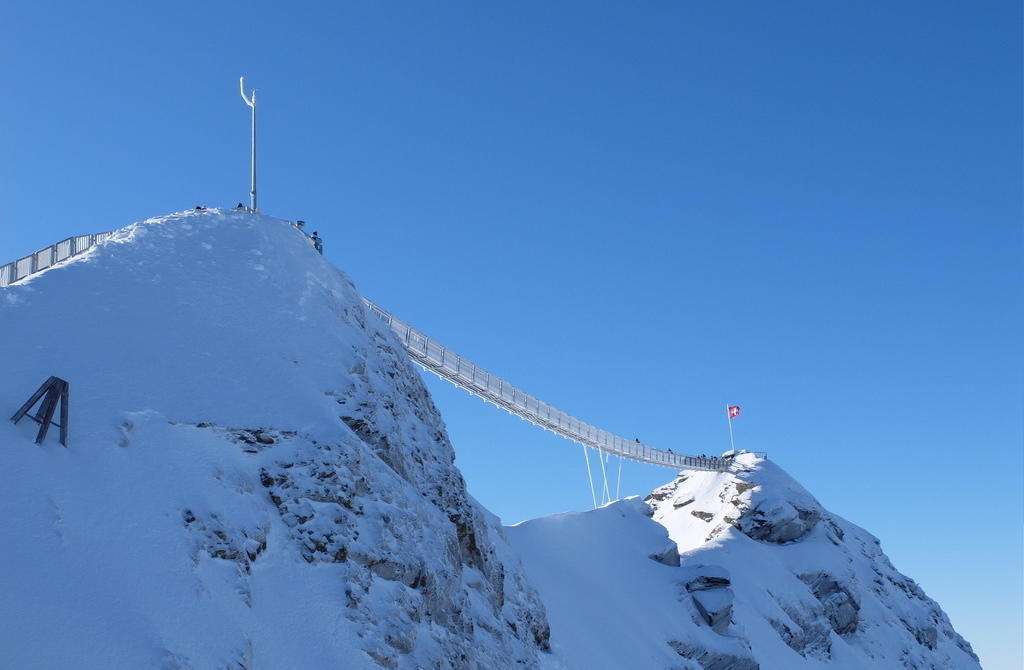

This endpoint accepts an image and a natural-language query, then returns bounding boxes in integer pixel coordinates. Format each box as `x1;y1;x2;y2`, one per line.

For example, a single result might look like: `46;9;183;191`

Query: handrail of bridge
361;299;728;471
0;218;731;472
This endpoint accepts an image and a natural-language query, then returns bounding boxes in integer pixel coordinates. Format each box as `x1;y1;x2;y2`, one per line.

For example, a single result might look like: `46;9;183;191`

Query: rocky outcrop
768;603;833;659
798;572;859;636
734;498;820;544
645;453;982;669
251;322;551;669
681;566;735;635
649;543;682;566
687;588;733;635
667;640;759;670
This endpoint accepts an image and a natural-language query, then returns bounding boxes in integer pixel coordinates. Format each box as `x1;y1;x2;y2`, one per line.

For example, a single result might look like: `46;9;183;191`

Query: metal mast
239;77;257;212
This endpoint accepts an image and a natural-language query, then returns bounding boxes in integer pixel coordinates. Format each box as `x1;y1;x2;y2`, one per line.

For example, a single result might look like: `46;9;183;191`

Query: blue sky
1;1;1020;667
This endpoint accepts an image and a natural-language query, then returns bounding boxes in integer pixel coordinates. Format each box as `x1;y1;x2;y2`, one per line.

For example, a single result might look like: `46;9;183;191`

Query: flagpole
239;77;257;212
726;404;736;451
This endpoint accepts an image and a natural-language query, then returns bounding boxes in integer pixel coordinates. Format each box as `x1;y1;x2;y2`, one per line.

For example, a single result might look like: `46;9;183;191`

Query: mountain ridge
0;209;980;670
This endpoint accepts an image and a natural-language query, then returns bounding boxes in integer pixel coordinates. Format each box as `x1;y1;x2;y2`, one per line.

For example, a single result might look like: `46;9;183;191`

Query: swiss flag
728;405;741;419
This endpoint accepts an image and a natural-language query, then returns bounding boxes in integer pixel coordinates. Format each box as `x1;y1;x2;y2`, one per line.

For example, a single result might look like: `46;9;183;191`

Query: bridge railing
0;233;113;287
362;299;728;472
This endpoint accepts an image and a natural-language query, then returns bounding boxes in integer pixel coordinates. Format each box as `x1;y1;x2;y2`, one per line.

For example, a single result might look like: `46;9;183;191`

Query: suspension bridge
0;217;736;505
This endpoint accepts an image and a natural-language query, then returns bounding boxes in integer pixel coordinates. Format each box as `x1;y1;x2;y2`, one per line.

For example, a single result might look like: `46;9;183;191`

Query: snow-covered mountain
0;210;548;669
510;452;980;670
0;210;979;670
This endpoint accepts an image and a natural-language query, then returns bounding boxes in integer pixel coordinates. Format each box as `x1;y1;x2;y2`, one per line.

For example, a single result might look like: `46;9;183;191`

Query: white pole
581;445;598;509
603;452;613;502
596;448;611;505
726;404;736;451
239;77;257;212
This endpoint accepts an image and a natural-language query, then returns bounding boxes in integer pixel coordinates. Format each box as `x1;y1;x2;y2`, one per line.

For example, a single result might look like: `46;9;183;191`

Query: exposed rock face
688;588;733;635
646;452;981;670
234;284;551;669
650;543;683;566
799;572;860;636
735;499;820;544
684;567;735;635
508;500;761;670
668;640;759;670
768;606;833;658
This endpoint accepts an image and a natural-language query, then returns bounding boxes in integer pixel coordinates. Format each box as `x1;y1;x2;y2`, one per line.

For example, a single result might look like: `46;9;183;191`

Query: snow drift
0;209;549;669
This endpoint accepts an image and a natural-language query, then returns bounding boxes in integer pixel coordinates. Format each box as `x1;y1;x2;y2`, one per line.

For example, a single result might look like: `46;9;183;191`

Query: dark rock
648;543;681;567
691;590;733;634
691;510;714;522
668;640;758;670
686;576;731;592
340;416;368;434
768;612;832;658
683;569;734;635
912;624;938;650
252;430;275;445
799;572;860;636
734;501;820;544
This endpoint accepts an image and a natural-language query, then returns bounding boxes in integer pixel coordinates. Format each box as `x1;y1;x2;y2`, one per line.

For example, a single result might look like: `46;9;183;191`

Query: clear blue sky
2;1;1020;667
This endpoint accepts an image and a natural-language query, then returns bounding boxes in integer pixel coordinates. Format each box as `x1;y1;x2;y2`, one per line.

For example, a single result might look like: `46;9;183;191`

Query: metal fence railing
362;299;730;472
1;220;738;472
0;232;113;287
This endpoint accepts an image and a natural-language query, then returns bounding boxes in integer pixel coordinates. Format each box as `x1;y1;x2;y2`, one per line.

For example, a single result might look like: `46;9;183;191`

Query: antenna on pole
239;77;257;212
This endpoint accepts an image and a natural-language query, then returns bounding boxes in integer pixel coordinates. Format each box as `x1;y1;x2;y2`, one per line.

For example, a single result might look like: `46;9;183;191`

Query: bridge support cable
615;454;623;501
581;445;598;509
597;449;612;505
602;450;610;504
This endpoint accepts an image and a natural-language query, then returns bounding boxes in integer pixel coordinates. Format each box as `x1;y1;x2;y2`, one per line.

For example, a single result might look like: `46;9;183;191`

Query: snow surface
510;498;756;670
510;452;981;670
0;210;549;669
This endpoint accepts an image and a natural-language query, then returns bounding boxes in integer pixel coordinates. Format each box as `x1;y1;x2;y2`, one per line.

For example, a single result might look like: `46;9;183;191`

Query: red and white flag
727;405;741;419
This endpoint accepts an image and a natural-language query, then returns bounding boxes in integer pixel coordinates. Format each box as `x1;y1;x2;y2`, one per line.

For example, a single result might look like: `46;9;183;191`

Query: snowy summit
0;210;980;669
0;210;548;669
511;453;980;669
